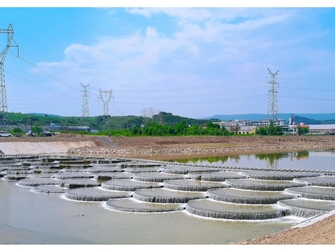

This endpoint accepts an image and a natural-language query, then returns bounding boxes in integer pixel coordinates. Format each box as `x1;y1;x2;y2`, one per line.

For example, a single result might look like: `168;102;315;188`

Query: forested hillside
6;111;218;131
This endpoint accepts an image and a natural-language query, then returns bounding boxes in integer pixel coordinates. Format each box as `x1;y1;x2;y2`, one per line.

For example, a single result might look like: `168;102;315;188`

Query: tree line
128;120;230;136
5;111;310;137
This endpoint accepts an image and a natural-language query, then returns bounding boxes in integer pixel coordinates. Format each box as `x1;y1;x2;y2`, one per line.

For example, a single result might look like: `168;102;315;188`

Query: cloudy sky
0;2;334;119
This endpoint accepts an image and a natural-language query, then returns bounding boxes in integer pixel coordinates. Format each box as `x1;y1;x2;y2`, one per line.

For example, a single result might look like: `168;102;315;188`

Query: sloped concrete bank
0;135;105;155
0;141;97;155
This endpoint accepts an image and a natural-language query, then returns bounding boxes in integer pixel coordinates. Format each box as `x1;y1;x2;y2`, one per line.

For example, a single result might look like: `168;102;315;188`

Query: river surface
1;150;334;245
170;150;335;171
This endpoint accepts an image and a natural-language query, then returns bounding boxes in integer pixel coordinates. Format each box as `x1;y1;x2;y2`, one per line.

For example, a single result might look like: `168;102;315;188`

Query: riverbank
67;135;335;160
2;134;335;158
239;210;335;244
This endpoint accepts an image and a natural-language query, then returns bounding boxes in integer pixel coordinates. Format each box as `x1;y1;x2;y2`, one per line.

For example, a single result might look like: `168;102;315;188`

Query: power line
18;56;80;91
279;95;335;102
12;24;92;90
280;86;335;93
91;77;268;94
5;68;81;99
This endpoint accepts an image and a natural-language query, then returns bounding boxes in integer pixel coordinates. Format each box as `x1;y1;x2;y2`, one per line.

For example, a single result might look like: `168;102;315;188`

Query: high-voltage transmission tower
98;89;114;115
0;24;19;129
267;68;279;121
80;83;90;117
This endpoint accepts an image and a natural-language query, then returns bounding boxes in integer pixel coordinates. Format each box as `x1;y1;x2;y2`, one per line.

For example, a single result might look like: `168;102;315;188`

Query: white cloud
28;8;335;117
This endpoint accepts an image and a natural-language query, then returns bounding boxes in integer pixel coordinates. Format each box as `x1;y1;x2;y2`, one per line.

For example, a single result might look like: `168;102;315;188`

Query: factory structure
213;118;285;135
213;114;335;135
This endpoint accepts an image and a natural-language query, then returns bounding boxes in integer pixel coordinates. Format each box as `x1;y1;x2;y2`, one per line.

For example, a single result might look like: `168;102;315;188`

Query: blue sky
0;2;335;119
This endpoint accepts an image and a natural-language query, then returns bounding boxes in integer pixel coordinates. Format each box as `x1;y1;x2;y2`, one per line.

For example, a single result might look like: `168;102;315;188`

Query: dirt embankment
2;134;335;158
67;135;335;160
239;212;335;245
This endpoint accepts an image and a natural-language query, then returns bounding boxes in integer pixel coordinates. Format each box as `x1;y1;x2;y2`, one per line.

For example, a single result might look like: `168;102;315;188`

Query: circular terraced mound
188;171;247;181
33;185;66;193
241;170;321;180
162;165;221;174
295;176;335;187
59;163;93;169
120;162;162;168
5;168;33;175
105;198;183;212
124;166;164;173
18;178;60;187
34;165;62;170
60;168;89;172
59;178;100;189
278;198;335;218
133;188;206;203
132;172;186;182
52;172;94;179
101;179;162;191
31;169;59;175
3;166;28;172
185;199;290;220
163;179;228;191
28;174;54;179
4;174;29;181
225;179;306;191
286;186;335;200
65;187;130;201
207;188;295;204
86;166;123;173
93;172;133;181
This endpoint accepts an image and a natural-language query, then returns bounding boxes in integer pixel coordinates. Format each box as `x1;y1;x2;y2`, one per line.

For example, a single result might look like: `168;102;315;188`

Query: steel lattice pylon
98;89;113;115
0;24;19;129
80;83;90;117
267;68;279;122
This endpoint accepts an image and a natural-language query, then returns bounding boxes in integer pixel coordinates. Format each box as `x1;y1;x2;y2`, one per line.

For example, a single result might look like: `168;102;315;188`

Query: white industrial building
308;124;335;135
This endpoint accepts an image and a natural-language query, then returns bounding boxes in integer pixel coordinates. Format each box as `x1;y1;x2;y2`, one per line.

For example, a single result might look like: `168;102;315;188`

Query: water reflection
168;155;240;165
168;150;335;171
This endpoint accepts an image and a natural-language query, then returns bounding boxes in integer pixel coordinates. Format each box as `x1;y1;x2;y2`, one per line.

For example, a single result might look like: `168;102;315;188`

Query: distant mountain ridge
20;112;335;127
27;113;61;117
206;113;335;124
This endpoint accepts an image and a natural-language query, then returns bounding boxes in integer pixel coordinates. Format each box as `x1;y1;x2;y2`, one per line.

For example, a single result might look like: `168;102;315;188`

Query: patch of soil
239;213;335;245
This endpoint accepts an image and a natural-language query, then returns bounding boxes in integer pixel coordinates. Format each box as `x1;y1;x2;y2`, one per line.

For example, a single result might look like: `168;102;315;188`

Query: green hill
6;111;218;131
